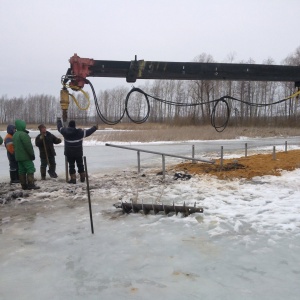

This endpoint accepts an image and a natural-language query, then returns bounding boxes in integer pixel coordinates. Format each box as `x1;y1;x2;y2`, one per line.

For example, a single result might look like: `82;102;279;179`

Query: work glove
57;138;62;143
93;124;98;130
30;154;35;161
40;134;44;140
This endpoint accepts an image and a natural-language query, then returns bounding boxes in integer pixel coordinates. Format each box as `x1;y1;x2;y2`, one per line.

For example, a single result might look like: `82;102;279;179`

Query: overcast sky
1;0;299;98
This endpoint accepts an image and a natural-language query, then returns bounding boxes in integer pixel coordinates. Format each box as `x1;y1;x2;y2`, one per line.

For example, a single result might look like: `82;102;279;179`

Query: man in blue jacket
57;118;98;184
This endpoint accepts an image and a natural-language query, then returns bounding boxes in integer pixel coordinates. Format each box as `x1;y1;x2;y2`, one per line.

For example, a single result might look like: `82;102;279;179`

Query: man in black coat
35;124;62;179
57;119;98;184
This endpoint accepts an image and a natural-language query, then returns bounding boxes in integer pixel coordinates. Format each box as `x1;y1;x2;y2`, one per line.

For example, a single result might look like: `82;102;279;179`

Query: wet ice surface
1;132;300;299
1;128;300;179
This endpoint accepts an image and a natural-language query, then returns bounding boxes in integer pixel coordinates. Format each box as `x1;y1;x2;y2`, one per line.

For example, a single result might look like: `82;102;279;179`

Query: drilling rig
60;54;300;215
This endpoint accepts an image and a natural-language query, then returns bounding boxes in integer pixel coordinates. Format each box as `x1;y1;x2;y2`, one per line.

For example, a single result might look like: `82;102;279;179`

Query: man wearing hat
57;118;98;184
4;124;20;184
13;119;40;190
35;124;62;180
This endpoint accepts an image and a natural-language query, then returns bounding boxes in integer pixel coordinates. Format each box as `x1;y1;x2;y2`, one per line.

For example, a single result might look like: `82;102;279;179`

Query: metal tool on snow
114;200;203;217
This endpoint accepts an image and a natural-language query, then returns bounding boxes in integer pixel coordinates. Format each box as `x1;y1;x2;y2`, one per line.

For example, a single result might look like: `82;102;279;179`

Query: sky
1;0;300;98
1;138;300;299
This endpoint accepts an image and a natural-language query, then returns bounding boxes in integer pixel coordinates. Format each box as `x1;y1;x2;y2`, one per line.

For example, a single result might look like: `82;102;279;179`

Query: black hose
62;75;296;132
124;87;151;124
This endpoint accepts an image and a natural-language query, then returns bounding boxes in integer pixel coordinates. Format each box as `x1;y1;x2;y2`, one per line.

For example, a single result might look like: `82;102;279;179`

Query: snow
0;131;300;299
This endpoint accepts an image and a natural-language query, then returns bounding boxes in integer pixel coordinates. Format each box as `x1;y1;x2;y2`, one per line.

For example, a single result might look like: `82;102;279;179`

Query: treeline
1;48;300;127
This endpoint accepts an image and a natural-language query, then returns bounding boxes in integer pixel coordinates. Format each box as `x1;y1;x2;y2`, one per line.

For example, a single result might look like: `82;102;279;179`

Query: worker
13;119;40;190
57;118;98;184
4;125;20;184
35;124;62;180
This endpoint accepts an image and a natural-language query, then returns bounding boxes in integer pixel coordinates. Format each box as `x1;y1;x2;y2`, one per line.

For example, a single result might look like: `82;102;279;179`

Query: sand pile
173;149;300;180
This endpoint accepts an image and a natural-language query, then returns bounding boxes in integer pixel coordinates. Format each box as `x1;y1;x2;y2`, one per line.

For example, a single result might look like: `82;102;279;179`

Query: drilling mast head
69;53;94;89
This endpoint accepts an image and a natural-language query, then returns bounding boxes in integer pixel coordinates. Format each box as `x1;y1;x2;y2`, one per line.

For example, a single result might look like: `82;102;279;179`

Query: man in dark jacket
4;124;20;184
57;118;98;184
13;119;40;190
35;124;62;180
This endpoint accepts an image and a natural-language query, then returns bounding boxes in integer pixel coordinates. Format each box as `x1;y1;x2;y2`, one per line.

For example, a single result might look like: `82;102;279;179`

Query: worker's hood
15;119;27;132
7;124;15;135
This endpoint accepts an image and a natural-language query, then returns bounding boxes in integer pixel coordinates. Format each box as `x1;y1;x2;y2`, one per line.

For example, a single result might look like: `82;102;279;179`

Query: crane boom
67;53;300;89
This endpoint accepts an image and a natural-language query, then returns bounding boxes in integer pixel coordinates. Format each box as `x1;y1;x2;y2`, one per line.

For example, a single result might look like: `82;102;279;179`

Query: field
2;123;299;141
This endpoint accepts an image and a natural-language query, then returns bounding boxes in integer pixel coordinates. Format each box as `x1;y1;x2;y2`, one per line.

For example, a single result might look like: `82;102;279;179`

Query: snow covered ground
0;130;300;300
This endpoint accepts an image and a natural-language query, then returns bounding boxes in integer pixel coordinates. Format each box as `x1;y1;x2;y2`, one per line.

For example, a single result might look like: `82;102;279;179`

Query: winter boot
68;174;76;184
79;172;85;183
48;165;58;178
27;173;40;190
10;170;20;184
41;167;47;180
19;174;28;190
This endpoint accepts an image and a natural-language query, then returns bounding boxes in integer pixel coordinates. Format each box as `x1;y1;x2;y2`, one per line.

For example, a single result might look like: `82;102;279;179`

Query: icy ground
0;133;300;299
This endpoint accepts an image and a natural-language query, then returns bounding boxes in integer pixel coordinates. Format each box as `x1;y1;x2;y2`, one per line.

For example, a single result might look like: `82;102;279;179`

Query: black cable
62;75;295;132
127;89;294;132
124;87;151;124
210;97;230;133
86;79;126;125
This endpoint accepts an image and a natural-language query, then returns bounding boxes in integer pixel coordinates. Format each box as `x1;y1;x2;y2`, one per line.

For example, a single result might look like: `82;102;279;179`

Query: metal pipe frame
105;143;215;164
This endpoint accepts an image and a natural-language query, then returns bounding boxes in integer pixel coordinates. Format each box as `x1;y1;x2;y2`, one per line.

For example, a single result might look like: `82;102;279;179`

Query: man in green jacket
13;120;40;190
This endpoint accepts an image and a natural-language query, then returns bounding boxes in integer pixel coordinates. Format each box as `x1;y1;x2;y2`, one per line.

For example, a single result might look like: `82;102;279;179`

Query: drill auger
114;201;203;217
